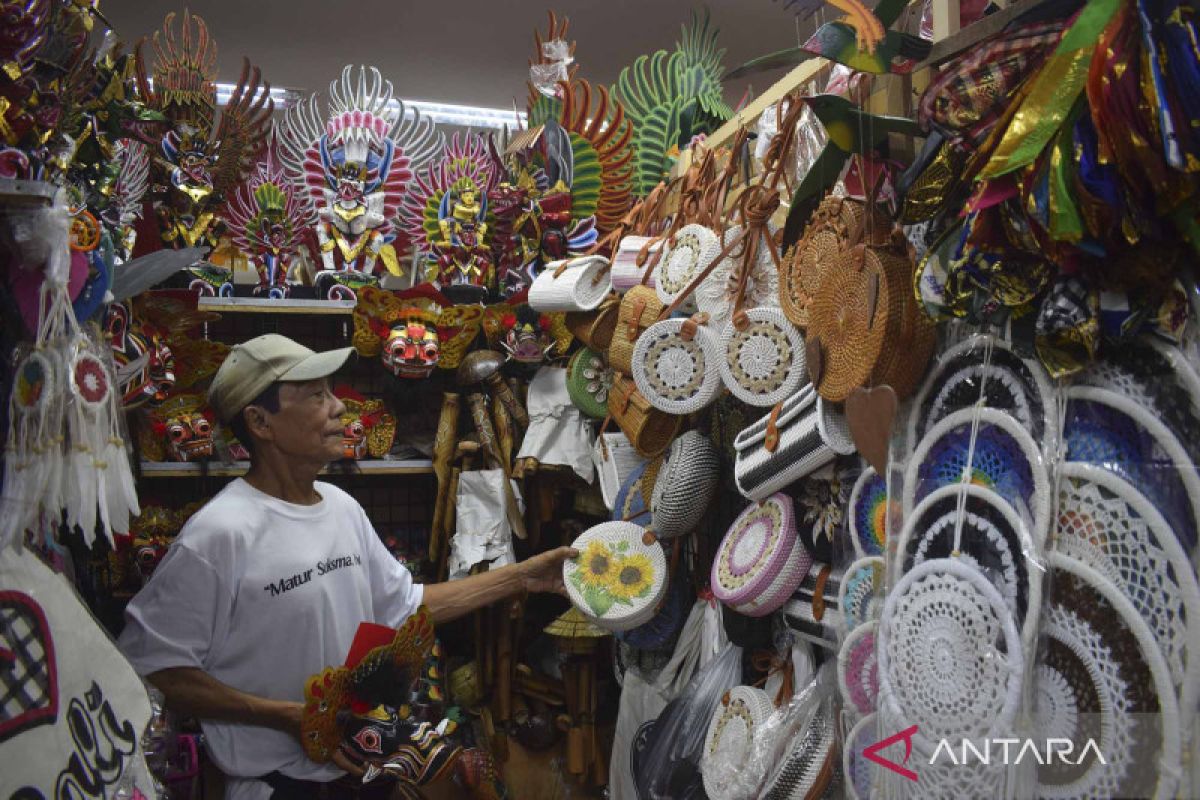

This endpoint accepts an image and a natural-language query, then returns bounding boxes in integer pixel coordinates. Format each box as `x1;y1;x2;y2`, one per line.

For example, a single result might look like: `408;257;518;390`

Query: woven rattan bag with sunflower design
564;521;669;632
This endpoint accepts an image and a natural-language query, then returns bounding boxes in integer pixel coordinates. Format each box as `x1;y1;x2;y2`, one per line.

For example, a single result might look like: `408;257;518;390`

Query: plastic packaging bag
633;642;743;799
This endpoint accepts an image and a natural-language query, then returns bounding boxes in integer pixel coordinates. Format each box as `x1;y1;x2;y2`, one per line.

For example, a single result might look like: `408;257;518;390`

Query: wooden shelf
139;459;434;478
197;297;355;315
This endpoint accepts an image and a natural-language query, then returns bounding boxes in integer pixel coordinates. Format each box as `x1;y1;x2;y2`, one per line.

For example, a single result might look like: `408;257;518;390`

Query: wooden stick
428;392;460;566
468;393;527;539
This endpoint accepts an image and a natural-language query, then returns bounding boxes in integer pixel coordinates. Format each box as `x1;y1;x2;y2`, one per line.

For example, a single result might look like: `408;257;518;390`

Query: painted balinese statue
488;119;602;296
399;133;499;302
280;66;442;299
223;145;314;298
134;11;274;250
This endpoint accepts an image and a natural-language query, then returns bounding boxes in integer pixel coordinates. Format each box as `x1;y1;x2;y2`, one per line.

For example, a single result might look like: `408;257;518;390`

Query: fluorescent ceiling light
209;82;528;130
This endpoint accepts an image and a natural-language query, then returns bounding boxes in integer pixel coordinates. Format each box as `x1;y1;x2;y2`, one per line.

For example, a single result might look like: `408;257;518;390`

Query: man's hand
518;546;579;596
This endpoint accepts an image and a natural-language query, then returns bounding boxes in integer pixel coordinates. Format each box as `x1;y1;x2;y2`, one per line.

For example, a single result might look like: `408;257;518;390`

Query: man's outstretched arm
421;545;578;624
146;666;302;733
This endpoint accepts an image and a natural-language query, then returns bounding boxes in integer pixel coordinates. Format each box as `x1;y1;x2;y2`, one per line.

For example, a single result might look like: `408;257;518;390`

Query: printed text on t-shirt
263;553;363;597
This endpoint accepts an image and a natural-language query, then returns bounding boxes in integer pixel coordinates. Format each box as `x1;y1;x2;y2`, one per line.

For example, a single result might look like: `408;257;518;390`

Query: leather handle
764;402;783;453
680;312;709;342
626;296;648;341
812;564;832;621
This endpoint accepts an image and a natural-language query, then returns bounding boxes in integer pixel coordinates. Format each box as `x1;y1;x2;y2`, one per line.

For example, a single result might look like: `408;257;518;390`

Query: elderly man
119;334;575;799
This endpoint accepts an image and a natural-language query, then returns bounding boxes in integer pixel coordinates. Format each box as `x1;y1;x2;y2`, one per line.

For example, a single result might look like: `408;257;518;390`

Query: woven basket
712;494;812;617
608;373;682;459
719;306;807;408
592;431;647;511
632;315;723;414
650;431;721;538
806;242;909;403
655;224;721;310
564;521;668;632
529;256;613;312
781;194;891;330
701;686;776;800
612;236;660;291
566;348;613;420
565;293;620;353
609;286;665;375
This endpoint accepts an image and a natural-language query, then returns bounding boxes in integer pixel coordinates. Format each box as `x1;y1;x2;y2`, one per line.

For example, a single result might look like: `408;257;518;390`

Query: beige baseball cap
207;334;355;423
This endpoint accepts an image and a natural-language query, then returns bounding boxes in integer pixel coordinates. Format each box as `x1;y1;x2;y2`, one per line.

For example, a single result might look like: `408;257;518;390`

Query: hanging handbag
592;428;647;511
608;374;683;459
566;293;621;353
733;386;856;501
529;255;614;312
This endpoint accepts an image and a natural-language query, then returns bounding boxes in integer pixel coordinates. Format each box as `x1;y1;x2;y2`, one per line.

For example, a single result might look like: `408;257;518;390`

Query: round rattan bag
719;307;807;407
805;240;910;403
656;224;721;310
564;522;668;632
701;686;776;800
712;494;813;617
632;315;723;414
781;195;891;330
697;224;781;333
566;348;613;420
651;431;720;538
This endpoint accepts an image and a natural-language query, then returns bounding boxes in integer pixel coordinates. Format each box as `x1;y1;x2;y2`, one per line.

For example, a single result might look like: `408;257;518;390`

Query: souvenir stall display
3;1;1200;798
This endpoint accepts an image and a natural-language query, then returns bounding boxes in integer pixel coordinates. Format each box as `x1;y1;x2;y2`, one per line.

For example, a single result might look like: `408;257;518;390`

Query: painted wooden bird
781;94;923;245
726;0;931;79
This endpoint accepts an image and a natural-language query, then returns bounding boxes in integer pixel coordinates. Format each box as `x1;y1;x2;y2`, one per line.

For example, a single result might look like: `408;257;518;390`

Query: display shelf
139;459;434;477
197;296;356;315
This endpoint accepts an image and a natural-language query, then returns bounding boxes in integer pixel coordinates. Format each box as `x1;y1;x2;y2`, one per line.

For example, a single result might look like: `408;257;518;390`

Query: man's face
259;379;348;464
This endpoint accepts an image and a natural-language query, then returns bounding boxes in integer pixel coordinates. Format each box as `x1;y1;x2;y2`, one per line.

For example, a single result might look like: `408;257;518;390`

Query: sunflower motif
579;540;618;588
582;355;612;403
607;553;654;602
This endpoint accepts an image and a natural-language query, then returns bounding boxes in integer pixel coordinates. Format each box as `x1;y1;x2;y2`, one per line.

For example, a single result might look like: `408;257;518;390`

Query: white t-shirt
119;479;423;800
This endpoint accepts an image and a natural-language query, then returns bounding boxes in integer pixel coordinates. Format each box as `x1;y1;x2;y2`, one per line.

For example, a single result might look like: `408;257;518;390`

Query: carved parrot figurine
726;0;932;78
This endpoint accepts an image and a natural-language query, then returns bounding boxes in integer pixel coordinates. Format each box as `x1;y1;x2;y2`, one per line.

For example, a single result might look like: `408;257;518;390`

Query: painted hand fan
1054;463;1200;746
1037;552;1182;800
1064;386;1200;549
849;466;891;558
878;558;1024;754
904;406;1051;547
896;483;1041;650
907;334;1056;448
838;620;879;717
